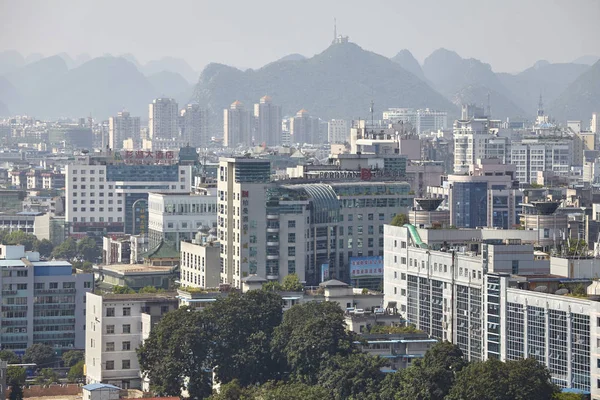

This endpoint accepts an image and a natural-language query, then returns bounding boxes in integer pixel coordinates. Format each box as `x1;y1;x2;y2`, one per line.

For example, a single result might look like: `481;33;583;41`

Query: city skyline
1;0;599;74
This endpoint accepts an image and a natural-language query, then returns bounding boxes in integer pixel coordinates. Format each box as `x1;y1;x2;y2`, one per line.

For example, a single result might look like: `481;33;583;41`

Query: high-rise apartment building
109;111;140;150
253;96;282;146
327;119;348;144
65;149;193;238
453;117;508;173
180;104;208;147
290;109;320;144
148;98;178;140
591;112;598;134
223;101;251;147
510;137;574;184
383;108;447;134
0;245;93;353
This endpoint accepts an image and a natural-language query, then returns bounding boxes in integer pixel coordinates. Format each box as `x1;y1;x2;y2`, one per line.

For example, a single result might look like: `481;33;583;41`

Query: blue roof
83;383;121;391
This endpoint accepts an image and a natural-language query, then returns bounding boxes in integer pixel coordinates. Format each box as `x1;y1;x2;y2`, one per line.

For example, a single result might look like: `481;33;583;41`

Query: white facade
180;240;220;288
149;98;178;140
180;104;208;147
109;111;140;150
147;192;217;250
383;108;447;134
453;118;508;174
223;101;251;147
328;119;349;144
85;293;178;389
253;96;282;146
510;138;573;184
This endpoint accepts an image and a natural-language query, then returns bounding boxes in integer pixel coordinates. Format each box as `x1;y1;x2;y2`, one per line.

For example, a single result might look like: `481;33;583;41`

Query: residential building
102;236;131;264
328;119;349;144
180;104;208;147
65;149;192;238
0;245;93;353
383;108;447;134
453;117;508;174
180;237;220;289
253;96;282;146
510;137;575;184
147;192;217;250
109;111;140;150
350;120;419;160
0;212;41;234
290;109;320;144
149;98;178;140
223;101;251;147
85;292;178;389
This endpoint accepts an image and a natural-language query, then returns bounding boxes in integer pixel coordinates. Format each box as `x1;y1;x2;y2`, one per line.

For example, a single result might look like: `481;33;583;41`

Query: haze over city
2;0;599;73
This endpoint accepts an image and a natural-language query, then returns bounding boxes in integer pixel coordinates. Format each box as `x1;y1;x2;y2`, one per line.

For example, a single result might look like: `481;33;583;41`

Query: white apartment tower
149;98;178;140
253;96;282;146
223;101;252;147
180;104;208;147
109;111;140;150
328;119;348;144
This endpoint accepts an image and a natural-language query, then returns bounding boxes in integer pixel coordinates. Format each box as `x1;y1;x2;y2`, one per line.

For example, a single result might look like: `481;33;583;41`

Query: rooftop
98;263;177;275
139;241;180;259
99;292;178;302
83;383;121;391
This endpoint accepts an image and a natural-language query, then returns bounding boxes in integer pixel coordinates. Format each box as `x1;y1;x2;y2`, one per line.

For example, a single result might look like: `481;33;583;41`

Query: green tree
77;237;101;262
137;307;212;400
0;350;21;364
262;281;283;291
35;239;54;258
112;285;135;294
6;366;26;385
8;383;23;400
272;301;358;384
506;358;558;400
51;237;78;260
205;290;283;386
281;274;304;291
390;213;409;227
62;350;84;367
4;231;39;251
446;359;511;400
249;381;330;400
553;393;587;400
380;341;466;400
34;368;60;385
22;343;55;368
138;286;165;294
318;353;387;400
67;360;85;383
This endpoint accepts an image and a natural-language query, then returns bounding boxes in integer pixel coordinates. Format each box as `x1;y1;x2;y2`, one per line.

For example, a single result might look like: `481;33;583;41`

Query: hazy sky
1;0;599;73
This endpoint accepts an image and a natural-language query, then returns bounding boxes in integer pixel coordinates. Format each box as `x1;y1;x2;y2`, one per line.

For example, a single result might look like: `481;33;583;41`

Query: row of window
105;360;130;370
71;169;105;174
105;341;131;351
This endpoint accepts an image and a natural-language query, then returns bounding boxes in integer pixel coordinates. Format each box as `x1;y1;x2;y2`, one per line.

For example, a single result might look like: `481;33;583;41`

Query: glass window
122;341;131;351
106;308;115;317
106;361;114;370
123;324;131;334
106;342;114;352
123;307;131;316
122;360;130;369
106;325;114;334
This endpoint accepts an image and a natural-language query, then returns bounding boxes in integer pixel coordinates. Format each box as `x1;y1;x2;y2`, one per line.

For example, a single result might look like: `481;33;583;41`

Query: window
106;361;114;370
401;289;406;296
35;283;44;290
161;306;170;315
123;307;131;316
106;325;114;334
288;220;296;228
512;260;519;274
49;282;58;289
379;213;385;221
17;270;27;277
16;284;27;290
63;282;74;289
122;360;130;369
368;213;374;221
106;308;115;317
106;342;115;352
348;214;353;222
288;246;295;256
357;214;363;221
122;341;131;351
288;233;296;243
123;324;131;334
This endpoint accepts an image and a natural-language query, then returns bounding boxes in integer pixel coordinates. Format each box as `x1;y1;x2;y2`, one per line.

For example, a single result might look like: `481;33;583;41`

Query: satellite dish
555;288;569;295
534;286;547;293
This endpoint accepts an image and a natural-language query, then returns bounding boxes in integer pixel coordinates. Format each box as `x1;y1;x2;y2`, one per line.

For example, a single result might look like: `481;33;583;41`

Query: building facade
223;101;251;148
253;96;282;146
109;111;140;150
180;104;208;147
149;98;178;141
180;239;220;289
328;119;349;144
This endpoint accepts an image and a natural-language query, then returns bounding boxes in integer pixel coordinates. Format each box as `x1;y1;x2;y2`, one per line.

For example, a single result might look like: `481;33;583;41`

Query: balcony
266;241;279;247
266;254;279;260
267;227;279;233
267;214;279;220
34;288;76;295
2;290;17;295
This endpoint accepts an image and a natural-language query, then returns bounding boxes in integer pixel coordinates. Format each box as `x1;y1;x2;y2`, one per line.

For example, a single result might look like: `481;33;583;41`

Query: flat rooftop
97;264;176;275
98;292;178;301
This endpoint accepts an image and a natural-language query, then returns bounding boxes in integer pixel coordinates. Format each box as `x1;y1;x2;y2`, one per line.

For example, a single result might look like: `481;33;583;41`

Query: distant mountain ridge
548;60;600;121
192;42;456;133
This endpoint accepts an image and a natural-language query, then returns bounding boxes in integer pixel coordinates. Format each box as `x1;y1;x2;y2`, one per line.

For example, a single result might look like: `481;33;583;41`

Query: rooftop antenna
538;92;544;117
333;18;337;44
370;100;374;128
486;92;491;118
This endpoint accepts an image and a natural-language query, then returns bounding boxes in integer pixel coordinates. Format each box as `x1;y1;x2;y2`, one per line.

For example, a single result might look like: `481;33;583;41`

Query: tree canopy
390;213;409;227
62;350;84;367
23;343;55;368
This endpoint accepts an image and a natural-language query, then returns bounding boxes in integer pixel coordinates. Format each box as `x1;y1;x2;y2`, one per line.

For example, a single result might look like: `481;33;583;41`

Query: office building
109;111;140;150
383;108;448;134
65;149;192;238
290;109;320;144
223;101;251;147
147;192;217;250
180;237;220;289
328;119;348;144
149;98;178;140
453;117;508;174
0;245;93;353
85;292;178;389
218;157;413;287
510;137;574;184
180;104;208;147
350;120;419;159
253;96;282;146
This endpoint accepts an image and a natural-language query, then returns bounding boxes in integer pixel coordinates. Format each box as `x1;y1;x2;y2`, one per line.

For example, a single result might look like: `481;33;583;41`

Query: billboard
350;256;383;279
321;263;330;283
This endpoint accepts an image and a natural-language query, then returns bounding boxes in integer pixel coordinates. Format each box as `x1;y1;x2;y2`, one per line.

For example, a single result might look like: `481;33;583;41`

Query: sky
1;0;599;73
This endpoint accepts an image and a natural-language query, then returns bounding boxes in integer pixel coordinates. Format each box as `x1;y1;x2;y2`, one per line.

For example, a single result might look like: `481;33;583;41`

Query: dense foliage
139;291;560;400
390;214;409;227
22;343;55;368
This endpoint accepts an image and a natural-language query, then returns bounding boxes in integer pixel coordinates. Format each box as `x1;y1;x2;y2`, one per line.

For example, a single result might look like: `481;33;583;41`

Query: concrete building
65;149;192;238
453;117;508;174
383;108;448;134
290;109;320;144
109;111;140;150
0;245;93;353
85;292;178;389
180;238;220;289
350;120;420;160
0;212;40;235
180;104;208;147
94;264;177;291
82;383;121;400
510;136;574;184
149;98;178;140
223;101;251;148
253;96;282;146
328;119;349;144
147;192;217;250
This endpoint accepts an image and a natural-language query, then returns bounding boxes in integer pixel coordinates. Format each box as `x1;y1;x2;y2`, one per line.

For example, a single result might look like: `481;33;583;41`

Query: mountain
572;55;599;65
193;42;456;133
148;71;192;104
498;61;589;114
36;56;156;118
143;57;198;83
548;60;600;122
0;76;22;111
391;49;426;81
0;50;25;75
120;53;143;70
276;54;306;62
0;100;9;117
25;53;44;64
422;48;526;118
